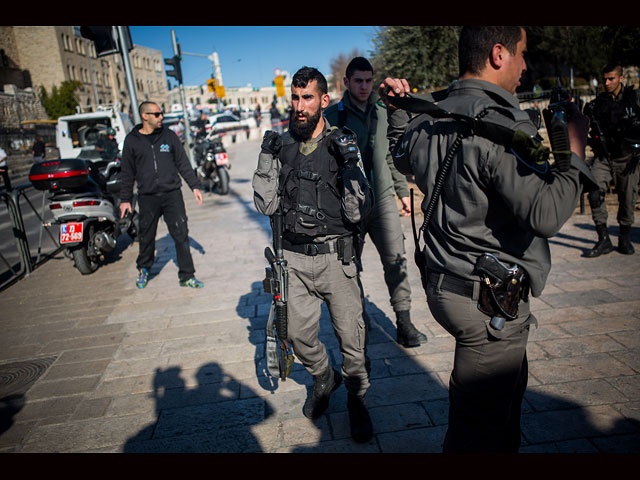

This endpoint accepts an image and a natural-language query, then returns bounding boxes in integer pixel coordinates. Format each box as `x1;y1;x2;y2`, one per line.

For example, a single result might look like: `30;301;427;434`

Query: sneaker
136;267;149;289
180;277;204;288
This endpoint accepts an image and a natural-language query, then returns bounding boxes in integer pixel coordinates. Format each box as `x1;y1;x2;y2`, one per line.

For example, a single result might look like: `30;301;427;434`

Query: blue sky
129;26;378;89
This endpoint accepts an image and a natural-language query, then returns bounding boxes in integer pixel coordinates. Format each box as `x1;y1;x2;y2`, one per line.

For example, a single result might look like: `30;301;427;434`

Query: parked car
162;114;185;140
207;113;254;135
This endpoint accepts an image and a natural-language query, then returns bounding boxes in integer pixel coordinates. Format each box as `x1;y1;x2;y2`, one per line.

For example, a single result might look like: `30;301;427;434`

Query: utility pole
181;50;224;111
116;26;141;125
169;29;195;168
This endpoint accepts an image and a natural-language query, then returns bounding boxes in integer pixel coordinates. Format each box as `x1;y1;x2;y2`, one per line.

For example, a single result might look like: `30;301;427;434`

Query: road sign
207;78;216;93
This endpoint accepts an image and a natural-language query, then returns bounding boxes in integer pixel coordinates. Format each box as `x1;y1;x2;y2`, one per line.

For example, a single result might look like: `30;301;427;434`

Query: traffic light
79;26;133;57
164;55;183;84
79;26;118;57
274;75;285;97
207;78;216;93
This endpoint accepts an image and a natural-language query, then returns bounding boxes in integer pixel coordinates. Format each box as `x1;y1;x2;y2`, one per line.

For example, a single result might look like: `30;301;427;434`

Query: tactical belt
427;271;479;300
282;238;338;256
282;235;356;264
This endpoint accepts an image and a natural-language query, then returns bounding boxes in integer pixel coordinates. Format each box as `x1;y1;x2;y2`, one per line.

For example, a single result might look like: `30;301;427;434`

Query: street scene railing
0;183;63;291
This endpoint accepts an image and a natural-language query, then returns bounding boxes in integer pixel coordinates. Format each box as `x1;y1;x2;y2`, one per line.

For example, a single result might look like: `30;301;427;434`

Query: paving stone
528;352;636;384
521;405;638;444
20;413;157;452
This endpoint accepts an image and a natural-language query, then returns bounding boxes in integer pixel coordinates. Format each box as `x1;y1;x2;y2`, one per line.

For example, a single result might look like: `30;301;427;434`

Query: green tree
523;26;640;89
602;25;640;67
39;80;82;119
371;26;460;91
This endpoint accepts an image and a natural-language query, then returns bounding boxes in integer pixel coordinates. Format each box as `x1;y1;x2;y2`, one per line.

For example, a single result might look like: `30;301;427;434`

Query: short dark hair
602;64;623;76
292;67;328;95
138;101;159;117
345;57;373;79
458;26;523;77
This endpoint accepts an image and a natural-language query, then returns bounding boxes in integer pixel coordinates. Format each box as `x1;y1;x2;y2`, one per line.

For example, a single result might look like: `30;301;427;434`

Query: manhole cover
0;357;57;398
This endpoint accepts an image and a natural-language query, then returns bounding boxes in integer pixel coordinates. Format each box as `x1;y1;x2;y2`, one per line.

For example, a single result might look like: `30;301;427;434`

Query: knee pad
588;189;604;209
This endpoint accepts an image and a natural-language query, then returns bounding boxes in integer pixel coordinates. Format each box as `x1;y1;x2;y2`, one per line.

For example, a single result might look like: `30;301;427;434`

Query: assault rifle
542;84;579;172
263;209;295;381
583;100;609;160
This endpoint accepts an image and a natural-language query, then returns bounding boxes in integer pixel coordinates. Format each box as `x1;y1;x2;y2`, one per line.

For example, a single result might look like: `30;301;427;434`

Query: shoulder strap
337;100;347;129
385;93;520;146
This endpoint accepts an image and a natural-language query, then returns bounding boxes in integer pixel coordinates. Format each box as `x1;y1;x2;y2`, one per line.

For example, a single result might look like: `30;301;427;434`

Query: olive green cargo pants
589;154;639;227
284;248;370;397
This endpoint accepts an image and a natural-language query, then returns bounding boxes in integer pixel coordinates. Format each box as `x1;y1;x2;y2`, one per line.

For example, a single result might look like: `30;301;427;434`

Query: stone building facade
0;26;169;120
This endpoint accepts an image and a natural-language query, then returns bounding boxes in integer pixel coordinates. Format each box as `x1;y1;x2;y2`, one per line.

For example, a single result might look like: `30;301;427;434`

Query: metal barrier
0;182;63;291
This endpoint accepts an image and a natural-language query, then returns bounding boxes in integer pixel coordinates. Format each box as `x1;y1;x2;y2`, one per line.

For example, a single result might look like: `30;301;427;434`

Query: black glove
261;130;282;155
331;129;360;168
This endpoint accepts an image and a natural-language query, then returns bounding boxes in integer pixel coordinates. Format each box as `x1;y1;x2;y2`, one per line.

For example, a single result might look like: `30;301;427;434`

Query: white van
56;105;134;160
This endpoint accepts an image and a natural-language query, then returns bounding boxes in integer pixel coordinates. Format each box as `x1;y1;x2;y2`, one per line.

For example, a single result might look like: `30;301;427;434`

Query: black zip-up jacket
120;125;200;203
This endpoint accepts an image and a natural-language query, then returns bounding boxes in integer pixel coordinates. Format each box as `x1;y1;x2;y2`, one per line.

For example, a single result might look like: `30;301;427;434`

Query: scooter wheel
216;167;230;195
71;245;99;274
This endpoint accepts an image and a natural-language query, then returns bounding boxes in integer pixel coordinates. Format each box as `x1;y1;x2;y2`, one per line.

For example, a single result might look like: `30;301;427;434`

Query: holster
477;265;528;321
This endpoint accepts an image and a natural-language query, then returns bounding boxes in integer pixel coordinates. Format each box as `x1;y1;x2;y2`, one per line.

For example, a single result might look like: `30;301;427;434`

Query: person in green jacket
325;57;428;347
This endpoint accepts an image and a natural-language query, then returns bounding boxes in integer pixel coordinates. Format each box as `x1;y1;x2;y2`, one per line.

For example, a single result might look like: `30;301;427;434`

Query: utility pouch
337;235;354;264
475;253;528;330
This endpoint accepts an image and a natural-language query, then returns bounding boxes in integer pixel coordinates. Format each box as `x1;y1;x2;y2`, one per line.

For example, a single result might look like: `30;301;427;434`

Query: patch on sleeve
510;129;550;173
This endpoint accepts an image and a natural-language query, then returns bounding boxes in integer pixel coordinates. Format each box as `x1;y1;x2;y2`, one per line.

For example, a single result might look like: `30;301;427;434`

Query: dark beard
289;108;321;140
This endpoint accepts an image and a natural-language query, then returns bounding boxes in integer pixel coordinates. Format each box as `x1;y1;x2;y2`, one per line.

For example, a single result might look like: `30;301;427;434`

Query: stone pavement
0;137;638;453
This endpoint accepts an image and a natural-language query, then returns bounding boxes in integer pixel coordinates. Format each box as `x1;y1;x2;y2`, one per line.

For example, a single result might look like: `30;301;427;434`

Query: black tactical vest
278;132;354;243
593;87;640;157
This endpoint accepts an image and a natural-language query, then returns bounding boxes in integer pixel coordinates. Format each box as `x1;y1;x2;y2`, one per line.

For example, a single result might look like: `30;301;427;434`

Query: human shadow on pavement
123;362;274;453
0;394;24;437
145;234;206;281
520;389;640;453
228;184;273;238
238;281;311;395
550;223;639;255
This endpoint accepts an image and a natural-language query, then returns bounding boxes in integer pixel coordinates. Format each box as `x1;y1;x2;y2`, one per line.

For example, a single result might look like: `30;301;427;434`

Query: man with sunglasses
120;101;205;289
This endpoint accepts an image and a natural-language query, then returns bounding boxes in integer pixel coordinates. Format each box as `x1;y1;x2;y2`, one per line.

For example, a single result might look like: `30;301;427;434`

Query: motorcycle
193;134;231;195
29;152;138;275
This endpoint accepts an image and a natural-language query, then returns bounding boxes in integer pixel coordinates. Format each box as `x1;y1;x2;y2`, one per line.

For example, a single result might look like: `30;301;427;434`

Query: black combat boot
303;367;342;419
396;310;428;347
584;224;614;258
618;225;635;255
347;393;373;443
